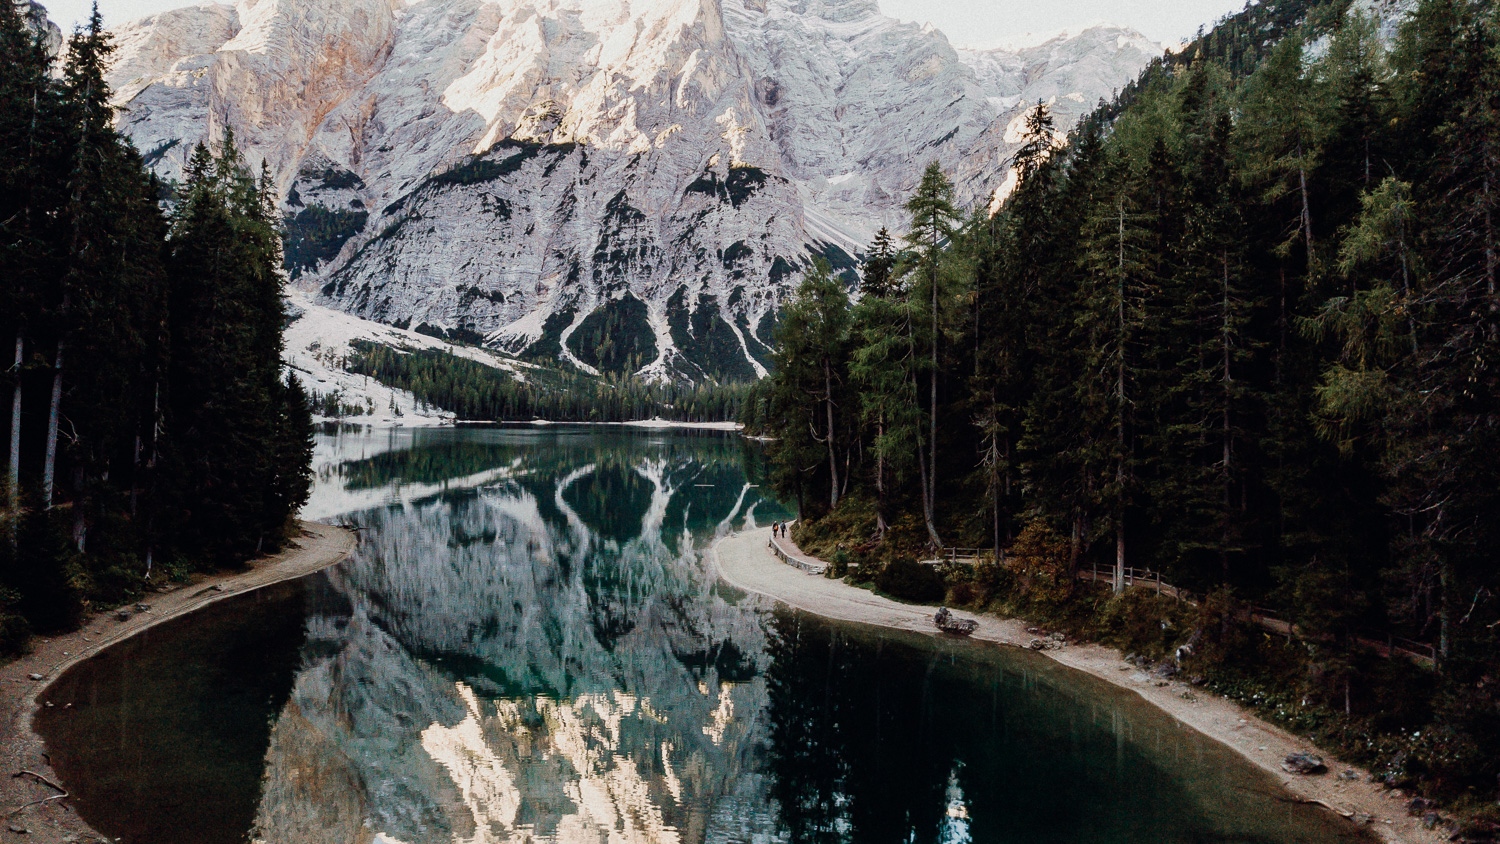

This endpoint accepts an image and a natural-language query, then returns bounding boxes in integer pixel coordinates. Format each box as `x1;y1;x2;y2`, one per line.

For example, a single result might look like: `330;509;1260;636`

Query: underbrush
792;509;1500;823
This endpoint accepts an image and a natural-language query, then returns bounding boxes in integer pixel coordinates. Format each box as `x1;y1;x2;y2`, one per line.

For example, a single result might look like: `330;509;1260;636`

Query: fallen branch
6;791;68;817
13;770;65;794
7;770;69;817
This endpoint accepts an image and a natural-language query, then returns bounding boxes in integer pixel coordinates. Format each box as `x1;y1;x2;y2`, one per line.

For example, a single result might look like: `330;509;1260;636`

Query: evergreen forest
746;0;1500;813
343;341;750;423
0;5;314;647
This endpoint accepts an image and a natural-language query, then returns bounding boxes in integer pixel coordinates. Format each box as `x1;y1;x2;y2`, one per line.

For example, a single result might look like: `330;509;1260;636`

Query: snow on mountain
958;24;1163;117
103;0;1162;382
283;290;532;426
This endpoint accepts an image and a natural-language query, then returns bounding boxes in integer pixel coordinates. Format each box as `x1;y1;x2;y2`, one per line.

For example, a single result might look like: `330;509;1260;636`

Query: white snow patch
283;291;531;425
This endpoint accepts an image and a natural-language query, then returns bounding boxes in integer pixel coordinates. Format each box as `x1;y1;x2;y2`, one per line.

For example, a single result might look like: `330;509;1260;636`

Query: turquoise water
36;426;1369;843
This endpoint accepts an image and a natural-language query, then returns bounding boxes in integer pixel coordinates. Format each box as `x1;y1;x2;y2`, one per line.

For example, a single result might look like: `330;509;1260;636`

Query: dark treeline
748;0;1500;808
0;5;313;643
345;342;749;423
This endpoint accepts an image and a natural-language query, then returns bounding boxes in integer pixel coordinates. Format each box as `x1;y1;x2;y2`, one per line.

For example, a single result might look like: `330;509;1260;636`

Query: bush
826;546;850;579
0;587;30;656
876;558;946;603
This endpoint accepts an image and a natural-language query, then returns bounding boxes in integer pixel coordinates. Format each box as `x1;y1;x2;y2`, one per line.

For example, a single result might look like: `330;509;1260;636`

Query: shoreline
712;527;1444;844
0;521;355;843
318;417;744;432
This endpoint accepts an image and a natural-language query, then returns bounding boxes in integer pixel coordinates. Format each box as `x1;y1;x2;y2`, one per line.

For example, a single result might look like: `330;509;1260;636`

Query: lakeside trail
0;521;355;844
713;527;1445;844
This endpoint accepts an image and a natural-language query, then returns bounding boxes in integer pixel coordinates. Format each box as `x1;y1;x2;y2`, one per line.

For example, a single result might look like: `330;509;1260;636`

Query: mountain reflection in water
262;426;791;843
36;427;1370;844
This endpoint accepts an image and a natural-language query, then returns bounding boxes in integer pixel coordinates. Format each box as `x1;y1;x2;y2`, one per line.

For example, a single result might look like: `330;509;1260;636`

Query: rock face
17;0;61;56
106;0;1161;381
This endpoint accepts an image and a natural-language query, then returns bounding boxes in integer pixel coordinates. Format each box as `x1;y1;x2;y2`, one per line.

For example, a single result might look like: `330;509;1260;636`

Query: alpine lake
35;425;1373;844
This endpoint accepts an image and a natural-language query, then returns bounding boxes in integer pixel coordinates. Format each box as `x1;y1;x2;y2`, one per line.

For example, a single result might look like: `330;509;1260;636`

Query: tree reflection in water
38;427;1372;844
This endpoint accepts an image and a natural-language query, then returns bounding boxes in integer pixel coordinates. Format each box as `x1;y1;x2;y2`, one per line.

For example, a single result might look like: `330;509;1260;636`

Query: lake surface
36;425;1370;844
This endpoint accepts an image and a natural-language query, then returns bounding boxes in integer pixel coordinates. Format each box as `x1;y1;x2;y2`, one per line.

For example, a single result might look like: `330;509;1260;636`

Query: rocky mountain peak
16;0;62;56
105;0;1162;383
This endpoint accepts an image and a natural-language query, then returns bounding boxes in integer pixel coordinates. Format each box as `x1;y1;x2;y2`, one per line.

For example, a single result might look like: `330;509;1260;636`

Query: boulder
1281;752;1327;775
1407;797;1436;817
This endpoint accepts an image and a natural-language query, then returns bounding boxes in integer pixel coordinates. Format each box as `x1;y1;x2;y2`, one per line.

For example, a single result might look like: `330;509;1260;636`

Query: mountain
17;0;61;55
103;0;1161;382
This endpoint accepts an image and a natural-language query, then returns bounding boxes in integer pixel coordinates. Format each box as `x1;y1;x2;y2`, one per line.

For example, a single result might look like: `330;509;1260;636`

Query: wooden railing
938;547;990;564
867;539;1438;668
1079;561;1436;668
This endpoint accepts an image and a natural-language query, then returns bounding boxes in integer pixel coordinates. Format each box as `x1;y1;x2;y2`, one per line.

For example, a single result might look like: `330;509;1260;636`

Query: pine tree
860;228;898;298
768;260;852;513
903;163;964;547
0;0;58;540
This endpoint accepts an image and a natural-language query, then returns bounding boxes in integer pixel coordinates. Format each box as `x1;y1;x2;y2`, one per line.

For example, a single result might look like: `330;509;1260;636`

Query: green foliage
344;341;748;423
762;260;854;515
765;0;1500;808
666;291;759;383
874;558;945;604
684;164;771;208
0;8;313;648
426;141;555;187
568;294;657;376
282;206;368;278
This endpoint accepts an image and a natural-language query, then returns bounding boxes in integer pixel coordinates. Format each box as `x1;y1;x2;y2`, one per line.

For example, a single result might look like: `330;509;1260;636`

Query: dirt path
0;521;355;843
714;527;1445;844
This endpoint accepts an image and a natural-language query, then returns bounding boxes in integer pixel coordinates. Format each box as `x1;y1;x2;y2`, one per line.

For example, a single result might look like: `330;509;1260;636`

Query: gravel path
713;527;1445;844
0;521;355;843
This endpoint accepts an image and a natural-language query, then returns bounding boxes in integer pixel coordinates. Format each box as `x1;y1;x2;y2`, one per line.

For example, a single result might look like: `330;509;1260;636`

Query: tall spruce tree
768;260;853;513
903;163;964;547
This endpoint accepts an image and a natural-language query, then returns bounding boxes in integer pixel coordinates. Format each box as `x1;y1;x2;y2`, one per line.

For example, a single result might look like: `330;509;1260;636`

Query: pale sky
43;0;1246;48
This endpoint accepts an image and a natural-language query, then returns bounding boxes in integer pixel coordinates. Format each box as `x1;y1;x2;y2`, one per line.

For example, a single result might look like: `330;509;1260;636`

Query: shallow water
36;426;1370;844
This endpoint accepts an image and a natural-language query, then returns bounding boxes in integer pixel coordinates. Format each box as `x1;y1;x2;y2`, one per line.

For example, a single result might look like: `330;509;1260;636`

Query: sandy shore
714;527;1445;844
0;521;355;844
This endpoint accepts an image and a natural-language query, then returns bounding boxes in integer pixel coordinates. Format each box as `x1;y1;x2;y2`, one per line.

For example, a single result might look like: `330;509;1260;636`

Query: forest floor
713;526;1446;844
0;521;355;844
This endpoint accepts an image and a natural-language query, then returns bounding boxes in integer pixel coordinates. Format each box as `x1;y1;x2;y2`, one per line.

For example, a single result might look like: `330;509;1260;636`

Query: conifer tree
768;260;852;512
0;0;57;538
903;163;964;547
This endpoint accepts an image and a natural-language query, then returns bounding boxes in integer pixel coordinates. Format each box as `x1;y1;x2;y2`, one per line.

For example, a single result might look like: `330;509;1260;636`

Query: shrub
876;558;945;604
1006;520;1072;611
826;546;850;579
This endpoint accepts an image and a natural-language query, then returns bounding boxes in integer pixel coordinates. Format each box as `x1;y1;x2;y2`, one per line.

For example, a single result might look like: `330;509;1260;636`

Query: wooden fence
934;547;1438;668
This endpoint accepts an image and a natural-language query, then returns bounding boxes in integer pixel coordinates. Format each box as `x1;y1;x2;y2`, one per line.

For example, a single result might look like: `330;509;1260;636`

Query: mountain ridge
100;0;1163;382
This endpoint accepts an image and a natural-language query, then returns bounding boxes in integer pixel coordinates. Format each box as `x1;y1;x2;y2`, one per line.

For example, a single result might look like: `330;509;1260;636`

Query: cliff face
107;0;1160;381
18;0;61;56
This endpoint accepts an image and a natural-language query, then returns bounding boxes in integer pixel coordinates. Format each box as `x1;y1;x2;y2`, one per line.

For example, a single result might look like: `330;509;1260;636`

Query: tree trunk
1068;510;1082;573
6;333;21;549
1483;172;1495;307
927;244;942;549
916;417;938;547
1115;197;1127;594
874;416;888;540
1298;159;1314;269
1438;545;1451;667
71;465;87;552
41;341;63;510
8;334;21;504
823;358;840;511
1222;250;1233;585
